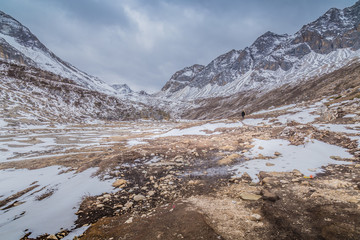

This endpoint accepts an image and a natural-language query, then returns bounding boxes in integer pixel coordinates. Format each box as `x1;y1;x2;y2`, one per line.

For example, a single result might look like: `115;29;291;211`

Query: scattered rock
124;201;133;209
217;153;240;165
261;189;279;202
133;194;146;202
125;217;133;224
112;179;127;188
291;178;302;183
280;180;289;184
322;179;352;189
47;235;58;240
262;177;275;185
250;214;262;221
274;151;281;156
292;169;303;177
241;172;252;181
147;191;156;197
239;193;262;201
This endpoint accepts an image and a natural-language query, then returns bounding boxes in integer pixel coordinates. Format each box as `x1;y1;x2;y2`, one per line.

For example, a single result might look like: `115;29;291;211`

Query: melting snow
0;166;113;239
231;139;353;181
154;121;243;138
314;123;360;134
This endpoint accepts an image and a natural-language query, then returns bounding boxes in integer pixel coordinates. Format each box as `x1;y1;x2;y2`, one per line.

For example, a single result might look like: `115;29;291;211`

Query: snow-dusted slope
158;1;360;101
0;11;120;96
0;61;169;125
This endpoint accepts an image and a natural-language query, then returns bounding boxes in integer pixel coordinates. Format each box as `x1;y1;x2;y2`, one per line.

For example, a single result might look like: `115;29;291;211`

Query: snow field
0;167;113;239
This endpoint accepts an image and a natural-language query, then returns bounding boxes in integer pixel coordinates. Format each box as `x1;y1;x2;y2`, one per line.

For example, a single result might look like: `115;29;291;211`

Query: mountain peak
111;84;133;94
159;1;360;101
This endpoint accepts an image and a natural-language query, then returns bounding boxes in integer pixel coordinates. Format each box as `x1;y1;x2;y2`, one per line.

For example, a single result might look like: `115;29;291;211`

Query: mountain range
0;1;360;122
158;1;360;103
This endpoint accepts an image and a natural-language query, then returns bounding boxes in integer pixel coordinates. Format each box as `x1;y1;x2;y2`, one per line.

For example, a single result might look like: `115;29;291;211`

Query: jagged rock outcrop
161;64;205;93
112;84;133;94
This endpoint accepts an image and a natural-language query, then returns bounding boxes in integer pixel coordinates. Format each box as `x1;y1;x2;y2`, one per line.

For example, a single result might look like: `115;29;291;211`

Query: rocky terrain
0;92;359;239
1;1;360;240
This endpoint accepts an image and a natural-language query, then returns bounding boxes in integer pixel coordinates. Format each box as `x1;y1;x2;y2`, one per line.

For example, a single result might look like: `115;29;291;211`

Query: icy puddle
0;166;113;239
231;139;353;181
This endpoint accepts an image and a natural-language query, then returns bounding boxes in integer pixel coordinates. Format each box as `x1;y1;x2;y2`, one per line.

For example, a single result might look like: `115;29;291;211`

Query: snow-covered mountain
111;83;133;95
0;10;122;96
0;11;169;123
158;1;360;101
0;60;169;125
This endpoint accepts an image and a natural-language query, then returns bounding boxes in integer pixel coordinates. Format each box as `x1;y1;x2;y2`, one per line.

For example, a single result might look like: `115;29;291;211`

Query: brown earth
10;97;360;240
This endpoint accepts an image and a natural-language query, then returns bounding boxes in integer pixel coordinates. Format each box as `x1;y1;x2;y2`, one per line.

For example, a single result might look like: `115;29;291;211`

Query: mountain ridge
158;1;360;101
0;10;126;96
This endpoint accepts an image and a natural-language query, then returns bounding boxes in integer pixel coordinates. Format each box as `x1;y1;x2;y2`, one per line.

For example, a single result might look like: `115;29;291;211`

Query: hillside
0;60;169;125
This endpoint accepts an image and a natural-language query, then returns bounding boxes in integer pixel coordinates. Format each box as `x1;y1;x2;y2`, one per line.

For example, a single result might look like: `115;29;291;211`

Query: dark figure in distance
241;110;246;119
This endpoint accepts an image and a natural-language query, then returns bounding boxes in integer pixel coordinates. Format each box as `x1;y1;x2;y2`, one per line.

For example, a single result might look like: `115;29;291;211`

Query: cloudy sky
0;0;357;92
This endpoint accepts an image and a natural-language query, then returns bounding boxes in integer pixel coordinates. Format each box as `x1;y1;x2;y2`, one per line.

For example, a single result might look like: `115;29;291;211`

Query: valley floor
0;95;360;240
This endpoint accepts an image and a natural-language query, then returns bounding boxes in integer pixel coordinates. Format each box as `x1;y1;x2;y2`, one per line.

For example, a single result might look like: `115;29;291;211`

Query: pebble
250;214;262;221
96;204;104;208
261;189;279;202
147;191;156;197
124;202;133;209
239;193;262;201
47;235;58;240
134;194;146;201
125;217;133;224
112;179;127;188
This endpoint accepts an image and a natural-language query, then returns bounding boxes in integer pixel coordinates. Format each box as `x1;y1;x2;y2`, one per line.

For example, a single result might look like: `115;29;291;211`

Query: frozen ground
0;96;358;239
0;167;113;239
231;138;352;181
0;122;177;163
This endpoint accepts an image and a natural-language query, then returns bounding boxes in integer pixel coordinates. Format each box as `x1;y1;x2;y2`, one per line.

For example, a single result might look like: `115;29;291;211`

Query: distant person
241;110;246;119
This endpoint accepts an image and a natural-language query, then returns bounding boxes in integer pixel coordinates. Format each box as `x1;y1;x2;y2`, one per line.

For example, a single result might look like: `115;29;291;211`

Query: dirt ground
5;99;360;240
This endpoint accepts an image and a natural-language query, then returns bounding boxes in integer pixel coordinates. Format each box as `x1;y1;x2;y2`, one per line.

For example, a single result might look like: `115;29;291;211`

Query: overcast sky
0;0;357;92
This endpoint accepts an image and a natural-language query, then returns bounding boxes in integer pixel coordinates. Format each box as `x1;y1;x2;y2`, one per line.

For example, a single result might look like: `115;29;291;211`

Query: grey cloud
0;0;357;92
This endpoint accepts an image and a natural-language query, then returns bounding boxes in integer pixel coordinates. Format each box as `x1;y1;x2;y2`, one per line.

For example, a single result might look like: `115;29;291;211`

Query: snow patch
230;139;352;181
0;166;113;239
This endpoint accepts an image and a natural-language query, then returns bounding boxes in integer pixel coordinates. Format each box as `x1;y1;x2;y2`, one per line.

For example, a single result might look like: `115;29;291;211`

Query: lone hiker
241;110;246;119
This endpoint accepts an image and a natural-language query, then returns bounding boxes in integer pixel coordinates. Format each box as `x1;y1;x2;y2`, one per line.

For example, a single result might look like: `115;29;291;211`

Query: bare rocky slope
0;60;169;124
182;60;360;119
0;11;170;123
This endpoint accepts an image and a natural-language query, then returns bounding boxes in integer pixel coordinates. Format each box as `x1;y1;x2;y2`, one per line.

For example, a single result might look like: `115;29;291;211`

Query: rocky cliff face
161;64;205;93
112;84;133;94
158;1;360;101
